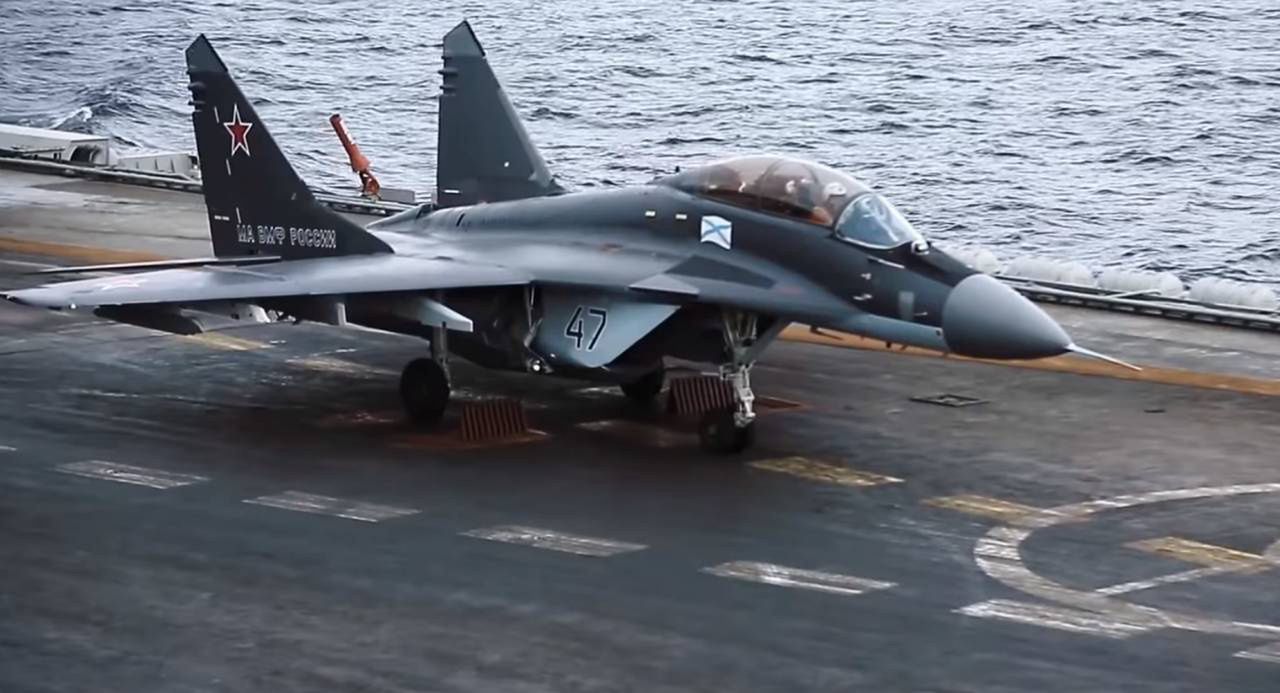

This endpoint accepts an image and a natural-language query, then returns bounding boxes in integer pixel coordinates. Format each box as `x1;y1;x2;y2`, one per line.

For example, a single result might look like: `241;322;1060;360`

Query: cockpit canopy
659;155;924;249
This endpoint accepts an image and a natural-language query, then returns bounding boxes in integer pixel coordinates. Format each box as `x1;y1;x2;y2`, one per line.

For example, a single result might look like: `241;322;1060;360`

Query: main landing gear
619;367;665;403
698;312;762;454
400;325;451;425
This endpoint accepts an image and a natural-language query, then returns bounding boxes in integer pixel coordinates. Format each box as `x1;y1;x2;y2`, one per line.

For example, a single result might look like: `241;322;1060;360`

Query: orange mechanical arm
328;113;381;200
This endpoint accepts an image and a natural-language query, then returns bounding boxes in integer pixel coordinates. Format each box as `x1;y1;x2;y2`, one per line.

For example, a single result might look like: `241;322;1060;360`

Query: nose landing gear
698;362;757;453
698;311;773;454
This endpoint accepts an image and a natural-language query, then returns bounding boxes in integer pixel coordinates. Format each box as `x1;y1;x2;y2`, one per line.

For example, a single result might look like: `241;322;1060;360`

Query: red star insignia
223;104;253;157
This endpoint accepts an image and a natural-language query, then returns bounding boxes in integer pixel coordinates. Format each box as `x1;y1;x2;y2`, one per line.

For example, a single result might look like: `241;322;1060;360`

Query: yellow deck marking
749;456;902;487
781;325;1280;398
0;237;165;265
925;494;1069;526
287;356;394;377
1127;536;1271;572
179;332;269;351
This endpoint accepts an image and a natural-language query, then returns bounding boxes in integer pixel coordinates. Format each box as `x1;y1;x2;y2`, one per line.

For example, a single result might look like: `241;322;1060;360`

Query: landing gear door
532;289;677;369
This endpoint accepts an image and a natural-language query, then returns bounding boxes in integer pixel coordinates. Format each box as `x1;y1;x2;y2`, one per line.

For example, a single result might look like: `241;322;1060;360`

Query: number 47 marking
565;306;608;350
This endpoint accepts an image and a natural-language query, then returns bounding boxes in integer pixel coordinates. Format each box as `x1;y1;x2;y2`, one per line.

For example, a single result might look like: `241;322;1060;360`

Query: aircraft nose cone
942;274;1071;359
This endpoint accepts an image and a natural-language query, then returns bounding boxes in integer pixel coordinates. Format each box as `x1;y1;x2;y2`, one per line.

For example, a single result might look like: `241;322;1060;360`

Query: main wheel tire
400;358;450;425
620;368;665;403
698;408;756;454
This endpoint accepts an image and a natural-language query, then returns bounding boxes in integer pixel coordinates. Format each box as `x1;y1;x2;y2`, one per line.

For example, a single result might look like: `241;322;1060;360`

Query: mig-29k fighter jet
4;21;1109;453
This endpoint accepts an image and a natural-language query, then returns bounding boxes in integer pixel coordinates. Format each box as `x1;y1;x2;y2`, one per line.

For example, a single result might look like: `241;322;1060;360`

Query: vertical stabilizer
185;36;391;258
436;21;562;208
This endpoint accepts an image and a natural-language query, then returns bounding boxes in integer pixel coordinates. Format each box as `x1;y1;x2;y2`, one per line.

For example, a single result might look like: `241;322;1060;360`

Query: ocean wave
728;53;786;65
528;106;578;121
0;0;1275;284
656;136;727;146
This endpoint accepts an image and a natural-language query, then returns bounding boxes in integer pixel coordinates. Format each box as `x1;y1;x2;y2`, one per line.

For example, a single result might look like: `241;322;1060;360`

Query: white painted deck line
1093;566;1227;596
0;445;15;452
1235;641;1280;664
56;460;208;490
462;525;647;557
969;484;1280;642
956;599;1154;639
243;491;419;523
703;561;896;596
0;258;57;270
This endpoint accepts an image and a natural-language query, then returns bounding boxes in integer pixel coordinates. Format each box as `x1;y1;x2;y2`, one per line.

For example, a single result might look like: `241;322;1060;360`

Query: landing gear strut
699;312;761;454
400;325;451;425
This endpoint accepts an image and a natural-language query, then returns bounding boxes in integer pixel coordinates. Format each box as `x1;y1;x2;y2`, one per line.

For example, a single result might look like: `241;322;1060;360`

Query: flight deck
2;169;1279;691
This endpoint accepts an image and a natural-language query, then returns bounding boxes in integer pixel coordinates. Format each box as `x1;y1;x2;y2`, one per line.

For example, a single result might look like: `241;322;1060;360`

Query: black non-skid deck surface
2;171;1280;692
3;265;1280;692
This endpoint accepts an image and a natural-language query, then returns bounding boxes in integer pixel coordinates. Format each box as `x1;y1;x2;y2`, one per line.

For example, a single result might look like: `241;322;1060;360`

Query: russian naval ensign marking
700;215;732;250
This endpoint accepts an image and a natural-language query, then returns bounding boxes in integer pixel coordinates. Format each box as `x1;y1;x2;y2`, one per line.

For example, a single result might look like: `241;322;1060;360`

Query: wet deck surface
2;169;1280;692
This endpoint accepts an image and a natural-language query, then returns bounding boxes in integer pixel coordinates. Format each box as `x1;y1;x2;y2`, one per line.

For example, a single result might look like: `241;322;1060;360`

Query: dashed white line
956;599;1154;639
1236;641;1280;665
56;460;208;490
462;525;647;557
703;561;896;597
243;491;419;523
0;445;15;453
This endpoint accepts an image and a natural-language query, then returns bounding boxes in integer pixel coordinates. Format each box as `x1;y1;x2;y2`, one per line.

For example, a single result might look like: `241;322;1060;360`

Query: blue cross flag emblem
700;215;732;250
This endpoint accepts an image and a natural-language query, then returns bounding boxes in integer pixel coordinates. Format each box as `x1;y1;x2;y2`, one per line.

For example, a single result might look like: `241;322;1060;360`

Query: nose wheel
700;311;770;454
699;407;756;453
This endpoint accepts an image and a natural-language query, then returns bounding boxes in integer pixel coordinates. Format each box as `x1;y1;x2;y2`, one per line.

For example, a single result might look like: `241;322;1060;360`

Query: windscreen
834;194;923;248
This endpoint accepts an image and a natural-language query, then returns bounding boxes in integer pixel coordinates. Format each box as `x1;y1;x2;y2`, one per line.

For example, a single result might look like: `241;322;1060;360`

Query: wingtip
3;291;39;308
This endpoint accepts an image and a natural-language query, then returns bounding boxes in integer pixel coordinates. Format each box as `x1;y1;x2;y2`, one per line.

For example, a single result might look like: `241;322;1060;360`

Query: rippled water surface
2;0;1278;284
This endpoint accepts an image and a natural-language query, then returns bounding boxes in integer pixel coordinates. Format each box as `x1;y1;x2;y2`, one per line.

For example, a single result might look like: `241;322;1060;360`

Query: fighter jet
4;21;1095;453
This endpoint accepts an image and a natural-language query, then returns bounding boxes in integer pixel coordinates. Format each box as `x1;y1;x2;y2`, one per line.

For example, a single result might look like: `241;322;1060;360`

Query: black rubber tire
698;409;756;454
619;368;665;403
399;358;450;425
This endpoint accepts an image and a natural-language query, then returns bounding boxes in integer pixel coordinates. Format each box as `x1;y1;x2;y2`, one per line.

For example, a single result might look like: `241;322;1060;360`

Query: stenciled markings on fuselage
235;223;337;249
564;305;608;351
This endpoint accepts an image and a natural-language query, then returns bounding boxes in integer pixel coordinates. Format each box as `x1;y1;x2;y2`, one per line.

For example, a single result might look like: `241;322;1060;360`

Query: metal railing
0;154;416;217
1001;276;1280;332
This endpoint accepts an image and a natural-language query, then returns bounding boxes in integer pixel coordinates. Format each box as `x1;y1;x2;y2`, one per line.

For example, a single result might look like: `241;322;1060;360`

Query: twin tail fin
185;36;392;259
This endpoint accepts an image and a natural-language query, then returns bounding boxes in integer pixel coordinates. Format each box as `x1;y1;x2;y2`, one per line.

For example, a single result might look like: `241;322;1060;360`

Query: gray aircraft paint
533;289;678;370
4;21;1076;387
436;21;562;208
